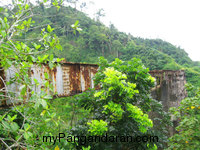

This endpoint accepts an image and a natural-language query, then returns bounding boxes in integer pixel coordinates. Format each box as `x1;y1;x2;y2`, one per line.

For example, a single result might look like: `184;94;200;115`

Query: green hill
23;5;200;87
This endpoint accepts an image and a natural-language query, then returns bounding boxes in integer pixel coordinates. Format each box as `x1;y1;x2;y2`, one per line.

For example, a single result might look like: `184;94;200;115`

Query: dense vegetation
22;4;200;87
0;0;200;150
167;86;200;150
69;57;171;149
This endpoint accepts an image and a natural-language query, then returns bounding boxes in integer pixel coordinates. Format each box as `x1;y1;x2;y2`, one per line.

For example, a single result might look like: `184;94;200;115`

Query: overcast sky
86;0;200;61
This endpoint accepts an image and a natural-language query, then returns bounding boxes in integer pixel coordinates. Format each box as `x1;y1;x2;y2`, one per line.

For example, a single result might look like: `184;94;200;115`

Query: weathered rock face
149;70;187;136
150;70;187;112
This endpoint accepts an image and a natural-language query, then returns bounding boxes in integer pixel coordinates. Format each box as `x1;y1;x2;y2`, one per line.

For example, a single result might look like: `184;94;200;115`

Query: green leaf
0;30;6;38
40;99;47;108
4;17;7;23
20;85;26;96
47;25;54;32
42;55;49;61
45;118;51;122
56;58;64;62
0;7;4;13
0;18;5;28
10;122;19;132
55;44;62;50
2;120;10;129
0;114;6;121
49;62;54;69
44;72;49;79
24;123;31;131
54;120;58;126
35;45;41;50
50;54;54;61
74;20;79;26
43;95;52;100
24;132;33;140
11;115;17;121
40;110;46;116
25;4;29;10
33;79;39;85
7;115;12;121
15;135;21;141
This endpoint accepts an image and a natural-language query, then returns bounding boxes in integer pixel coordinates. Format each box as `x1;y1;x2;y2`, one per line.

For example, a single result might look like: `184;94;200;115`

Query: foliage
87;120;108;136
167;85;200;150
126;103;153;133
103;101;124;122
0;0;78;149
21;4;200;87
70;57;171;150
0;0;198;149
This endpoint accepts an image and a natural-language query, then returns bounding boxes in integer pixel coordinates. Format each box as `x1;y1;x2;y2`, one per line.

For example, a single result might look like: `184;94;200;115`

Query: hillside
24;5;200;87
1;1;200;149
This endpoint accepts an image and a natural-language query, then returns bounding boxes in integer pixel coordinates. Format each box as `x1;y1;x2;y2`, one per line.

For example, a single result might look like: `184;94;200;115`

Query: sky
85;0;200;61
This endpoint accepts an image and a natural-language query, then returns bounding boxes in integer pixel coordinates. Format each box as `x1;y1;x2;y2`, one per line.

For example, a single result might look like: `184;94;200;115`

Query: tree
112;40;123;57
0;1;70;149
88;25;108;56
66;0;79;10
70;57;170;150
95;8;105;22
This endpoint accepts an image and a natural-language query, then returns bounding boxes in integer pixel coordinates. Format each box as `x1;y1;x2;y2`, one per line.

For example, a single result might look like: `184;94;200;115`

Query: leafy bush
70;57;171;150
167;85;200;150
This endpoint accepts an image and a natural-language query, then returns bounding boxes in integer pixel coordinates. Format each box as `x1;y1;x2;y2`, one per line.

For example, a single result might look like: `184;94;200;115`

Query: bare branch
0;138;12;150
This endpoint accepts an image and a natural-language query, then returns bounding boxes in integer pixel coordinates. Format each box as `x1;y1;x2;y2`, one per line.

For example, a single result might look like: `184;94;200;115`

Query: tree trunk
101;41;104;56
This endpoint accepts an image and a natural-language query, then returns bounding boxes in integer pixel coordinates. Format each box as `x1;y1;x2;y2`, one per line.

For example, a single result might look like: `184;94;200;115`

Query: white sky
85;0;200;61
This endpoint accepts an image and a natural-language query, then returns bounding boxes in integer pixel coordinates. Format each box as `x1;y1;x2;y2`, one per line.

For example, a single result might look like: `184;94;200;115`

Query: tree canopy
20;3;200;87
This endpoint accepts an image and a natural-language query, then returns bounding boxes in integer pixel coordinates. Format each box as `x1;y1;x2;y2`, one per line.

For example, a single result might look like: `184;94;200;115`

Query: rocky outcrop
150;70;187;136
150;70;187;112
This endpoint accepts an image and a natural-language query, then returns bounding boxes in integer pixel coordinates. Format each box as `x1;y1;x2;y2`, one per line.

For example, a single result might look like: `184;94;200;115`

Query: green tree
14;3;200;87
70;57;170;150
0;0;77;149
95;8;105;22
112;40;123;58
